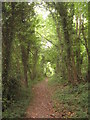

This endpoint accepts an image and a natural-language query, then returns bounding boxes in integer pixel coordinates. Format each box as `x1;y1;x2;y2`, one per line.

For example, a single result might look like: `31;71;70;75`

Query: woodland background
2;2;89;118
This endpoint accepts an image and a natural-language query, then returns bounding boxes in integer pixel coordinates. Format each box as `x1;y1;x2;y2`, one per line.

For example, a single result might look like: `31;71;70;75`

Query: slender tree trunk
82;22;90;82
19;37;30;87
31;48;38;80
56;57;60;74
76;16;78;35
23;65;28;87
71;51;78;83
76;15;82;80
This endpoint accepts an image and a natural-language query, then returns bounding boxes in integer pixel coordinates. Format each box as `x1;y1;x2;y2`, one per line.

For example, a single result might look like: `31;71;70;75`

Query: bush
49;76;88;118
48;74;68;86
2;79;32;118
53;82;88;118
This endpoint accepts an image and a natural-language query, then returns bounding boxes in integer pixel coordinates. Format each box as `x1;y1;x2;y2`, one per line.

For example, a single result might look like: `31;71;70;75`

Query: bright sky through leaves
34;4;52;49
34;5;50;20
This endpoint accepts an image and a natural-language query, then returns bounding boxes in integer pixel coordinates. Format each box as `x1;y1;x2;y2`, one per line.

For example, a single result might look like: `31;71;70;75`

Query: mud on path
25;78;61;118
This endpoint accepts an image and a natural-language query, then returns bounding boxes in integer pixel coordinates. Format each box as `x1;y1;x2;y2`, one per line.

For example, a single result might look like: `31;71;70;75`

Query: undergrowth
48;75;88;118
2;76;45;118
31;76;45;85
2;80;33;118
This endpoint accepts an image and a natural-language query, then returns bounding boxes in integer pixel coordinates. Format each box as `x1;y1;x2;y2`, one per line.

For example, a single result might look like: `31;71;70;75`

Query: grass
48;75;88;118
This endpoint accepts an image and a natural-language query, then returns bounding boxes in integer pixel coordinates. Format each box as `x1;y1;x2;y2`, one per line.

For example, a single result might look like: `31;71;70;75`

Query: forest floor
25;77;88;118
25;78;61;118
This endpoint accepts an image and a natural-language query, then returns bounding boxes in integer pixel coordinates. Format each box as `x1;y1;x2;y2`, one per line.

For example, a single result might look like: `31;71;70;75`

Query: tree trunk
31;48;38;80
71;51;78;83
2;3;15;87
56;3;78;84
76;15;82;80
20;43;29;87
82;22;90;82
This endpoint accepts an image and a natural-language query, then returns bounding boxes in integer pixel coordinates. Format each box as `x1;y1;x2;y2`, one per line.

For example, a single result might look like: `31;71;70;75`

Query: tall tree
2;3;16;97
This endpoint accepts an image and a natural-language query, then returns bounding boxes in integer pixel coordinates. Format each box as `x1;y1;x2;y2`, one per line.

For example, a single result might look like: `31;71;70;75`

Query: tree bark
76;15;82;79
31;48;38;80
56;3;78;84
82;22;90;82
19;40;30;87
2;3;15;86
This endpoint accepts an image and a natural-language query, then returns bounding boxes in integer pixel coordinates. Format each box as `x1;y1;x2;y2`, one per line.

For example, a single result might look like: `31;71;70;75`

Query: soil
25;78;61;118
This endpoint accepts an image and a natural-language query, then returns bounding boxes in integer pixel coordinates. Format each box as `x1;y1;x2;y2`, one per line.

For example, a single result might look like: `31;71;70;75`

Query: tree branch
36;31;58;48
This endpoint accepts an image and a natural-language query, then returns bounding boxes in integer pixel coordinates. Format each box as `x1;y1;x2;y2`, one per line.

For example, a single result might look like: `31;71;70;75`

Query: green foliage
51;79;88;118
48;74;68;86
3;81;33;118
2;2;88;118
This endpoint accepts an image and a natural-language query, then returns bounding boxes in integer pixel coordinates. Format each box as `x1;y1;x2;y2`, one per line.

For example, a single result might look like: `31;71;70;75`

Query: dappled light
44;62;54;77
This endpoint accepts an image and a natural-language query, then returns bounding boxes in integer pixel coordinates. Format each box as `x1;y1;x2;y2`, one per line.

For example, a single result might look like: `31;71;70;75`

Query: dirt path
25;78;61;118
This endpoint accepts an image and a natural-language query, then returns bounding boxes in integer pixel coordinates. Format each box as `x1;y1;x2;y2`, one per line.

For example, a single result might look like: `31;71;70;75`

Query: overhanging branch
36;31;58;48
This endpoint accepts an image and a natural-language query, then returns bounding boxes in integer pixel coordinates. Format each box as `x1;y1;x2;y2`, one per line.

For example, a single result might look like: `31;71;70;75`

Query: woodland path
25;78;61;118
